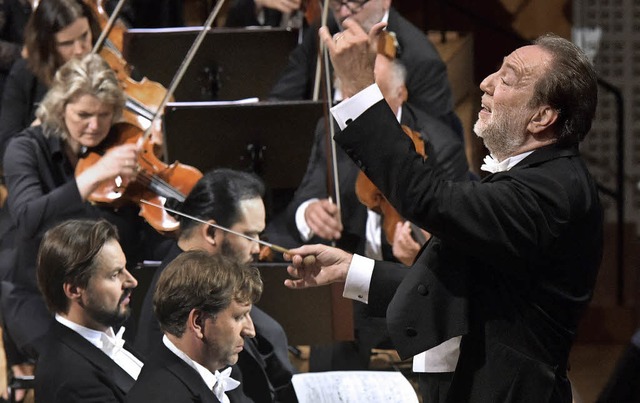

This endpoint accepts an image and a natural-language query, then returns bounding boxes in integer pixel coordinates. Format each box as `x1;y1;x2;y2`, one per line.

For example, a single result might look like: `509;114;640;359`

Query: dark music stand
162;100;324;214
122;27;298;101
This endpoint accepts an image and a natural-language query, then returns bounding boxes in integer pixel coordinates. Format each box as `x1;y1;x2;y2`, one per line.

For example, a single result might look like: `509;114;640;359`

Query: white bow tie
480;155;511;174
212;367;240;402
100;326;126;356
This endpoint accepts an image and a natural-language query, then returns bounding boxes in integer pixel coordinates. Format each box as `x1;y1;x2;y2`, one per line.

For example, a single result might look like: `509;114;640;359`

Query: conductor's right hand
305;198;343;240
284;244;352;289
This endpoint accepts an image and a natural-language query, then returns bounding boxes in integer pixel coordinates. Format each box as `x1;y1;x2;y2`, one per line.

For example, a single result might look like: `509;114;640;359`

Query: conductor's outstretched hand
283;244;353;289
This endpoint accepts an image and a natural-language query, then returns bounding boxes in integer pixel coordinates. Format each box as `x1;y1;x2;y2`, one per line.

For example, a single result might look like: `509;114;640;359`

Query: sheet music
292;371;418;403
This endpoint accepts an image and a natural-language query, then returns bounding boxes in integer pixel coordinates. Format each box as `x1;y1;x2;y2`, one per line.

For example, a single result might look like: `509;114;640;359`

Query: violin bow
140;199;316;265
91;0;127;54
312;0;342;243
135;0;228;146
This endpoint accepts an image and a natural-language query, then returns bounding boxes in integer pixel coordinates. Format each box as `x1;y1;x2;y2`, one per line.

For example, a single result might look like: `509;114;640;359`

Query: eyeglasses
329;0;371;14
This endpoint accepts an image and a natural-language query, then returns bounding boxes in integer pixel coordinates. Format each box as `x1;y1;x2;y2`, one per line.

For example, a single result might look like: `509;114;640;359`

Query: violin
354;125;428;245
85;0;168;129
75;0;238;234
76;122;203;233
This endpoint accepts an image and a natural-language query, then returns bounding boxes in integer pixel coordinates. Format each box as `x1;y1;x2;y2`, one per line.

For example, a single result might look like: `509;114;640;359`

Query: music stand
163;100;324;214
123;27;298;101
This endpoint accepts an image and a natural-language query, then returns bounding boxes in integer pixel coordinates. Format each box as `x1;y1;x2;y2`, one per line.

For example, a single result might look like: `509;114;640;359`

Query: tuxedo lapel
158;344;219;403
53;322;136;393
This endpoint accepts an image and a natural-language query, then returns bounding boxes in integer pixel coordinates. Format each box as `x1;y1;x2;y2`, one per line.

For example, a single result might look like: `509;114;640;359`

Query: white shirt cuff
295;199;318;242
330;84;384;130
342;254;374;304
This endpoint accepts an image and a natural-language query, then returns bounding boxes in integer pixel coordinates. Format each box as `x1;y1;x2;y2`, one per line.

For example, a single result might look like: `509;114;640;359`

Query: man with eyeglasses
269;0;462;138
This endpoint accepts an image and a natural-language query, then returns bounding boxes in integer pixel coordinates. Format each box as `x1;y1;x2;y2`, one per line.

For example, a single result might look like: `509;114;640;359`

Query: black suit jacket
0;58;47;164
125;343;222;403
135;242;297;402
35;321;140;403
268;8;460;135
335;101;603;403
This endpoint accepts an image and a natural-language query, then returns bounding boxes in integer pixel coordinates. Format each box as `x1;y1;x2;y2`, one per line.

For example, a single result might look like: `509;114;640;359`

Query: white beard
474;105;530;160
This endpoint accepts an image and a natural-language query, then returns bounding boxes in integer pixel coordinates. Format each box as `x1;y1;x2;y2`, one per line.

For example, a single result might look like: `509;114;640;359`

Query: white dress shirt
55;314;143;380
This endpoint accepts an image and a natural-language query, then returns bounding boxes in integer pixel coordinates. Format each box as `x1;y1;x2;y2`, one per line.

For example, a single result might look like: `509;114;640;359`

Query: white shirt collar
480;150;534;174
382;9;390;24
162;335;218;390
55;313;116;349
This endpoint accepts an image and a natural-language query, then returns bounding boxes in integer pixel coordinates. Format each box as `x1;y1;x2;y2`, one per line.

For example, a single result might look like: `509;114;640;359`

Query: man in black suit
136;169;297;402
284;20;603;403
269;53;468;369
34;219;143;402
269;0;462;137
127;251;262;403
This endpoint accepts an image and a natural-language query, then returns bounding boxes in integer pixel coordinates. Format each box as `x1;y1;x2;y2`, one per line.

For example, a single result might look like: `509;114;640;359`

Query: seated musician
2;53;166;366
127;251;261;403
35;219;143;402
269;0;463;138
267;53;469;369
0;0;100;161
136;168;298;403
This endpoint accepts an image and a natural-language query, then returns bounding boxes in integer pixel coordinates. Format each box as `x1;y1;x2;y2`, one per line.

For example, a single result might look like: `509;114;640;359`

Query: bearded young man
35;219;143;402
284;20;603;403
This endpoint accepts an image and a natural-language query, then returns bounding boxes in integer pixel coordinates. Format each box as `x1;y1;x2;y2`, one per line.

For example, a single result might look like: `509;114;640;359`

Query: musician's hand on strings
305;198;343;240
319;19;386;97
283;244;352;289
392;221;430;266
76;143;138;199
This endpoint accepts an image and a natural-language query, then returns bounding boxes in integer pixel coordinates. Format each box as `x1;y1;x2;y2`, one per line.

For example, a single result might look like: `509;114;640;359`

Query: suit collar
52;321;137;393
481;143;579;182
512;142;579;169
156;343;219;402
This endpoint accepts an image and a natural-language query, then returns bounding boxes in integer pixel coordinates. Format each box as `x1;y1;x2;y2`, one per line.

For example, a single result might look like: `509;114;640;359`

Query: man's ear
398;84;408;103
528;106;558;134
200;221;217;246
63;282;82;301
188;309;206;339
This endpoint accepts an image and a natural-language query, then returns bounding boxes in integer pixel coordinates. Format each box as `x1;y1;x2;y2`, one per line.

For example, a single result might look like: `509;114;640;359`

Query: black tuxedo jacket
268;8;460;134
35;321;140;403
125;343;223;403
135;242;297;402
335;101;603;403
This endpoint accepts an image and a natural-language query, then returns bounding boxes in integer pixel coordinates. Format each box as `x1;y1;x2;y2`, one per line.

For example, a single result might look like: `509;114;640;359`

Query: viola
354;125;428;245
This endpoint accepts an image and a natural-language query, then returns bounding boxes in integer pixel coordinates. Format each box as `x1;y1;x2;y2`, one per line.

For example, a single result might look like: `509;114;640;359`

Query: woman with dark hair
0;0;100;162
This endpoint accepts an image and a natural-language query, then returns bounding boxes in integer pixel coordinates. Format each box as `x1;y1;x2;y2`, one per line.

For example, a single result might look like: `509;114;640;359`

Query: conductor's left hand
283;244;353;289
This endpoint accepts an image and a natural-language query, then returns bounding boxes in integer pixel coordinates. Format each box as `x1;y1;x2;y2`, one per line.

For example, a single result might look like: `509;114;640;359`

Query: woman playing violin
0;0;100;162
2;53;167;362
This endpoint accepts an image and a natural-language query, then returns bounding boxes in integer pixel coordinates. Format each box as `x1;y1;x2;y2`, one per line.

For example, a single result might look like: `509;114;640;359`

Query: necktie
101;326;126;357
480;155;511;173
212;367;240;402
